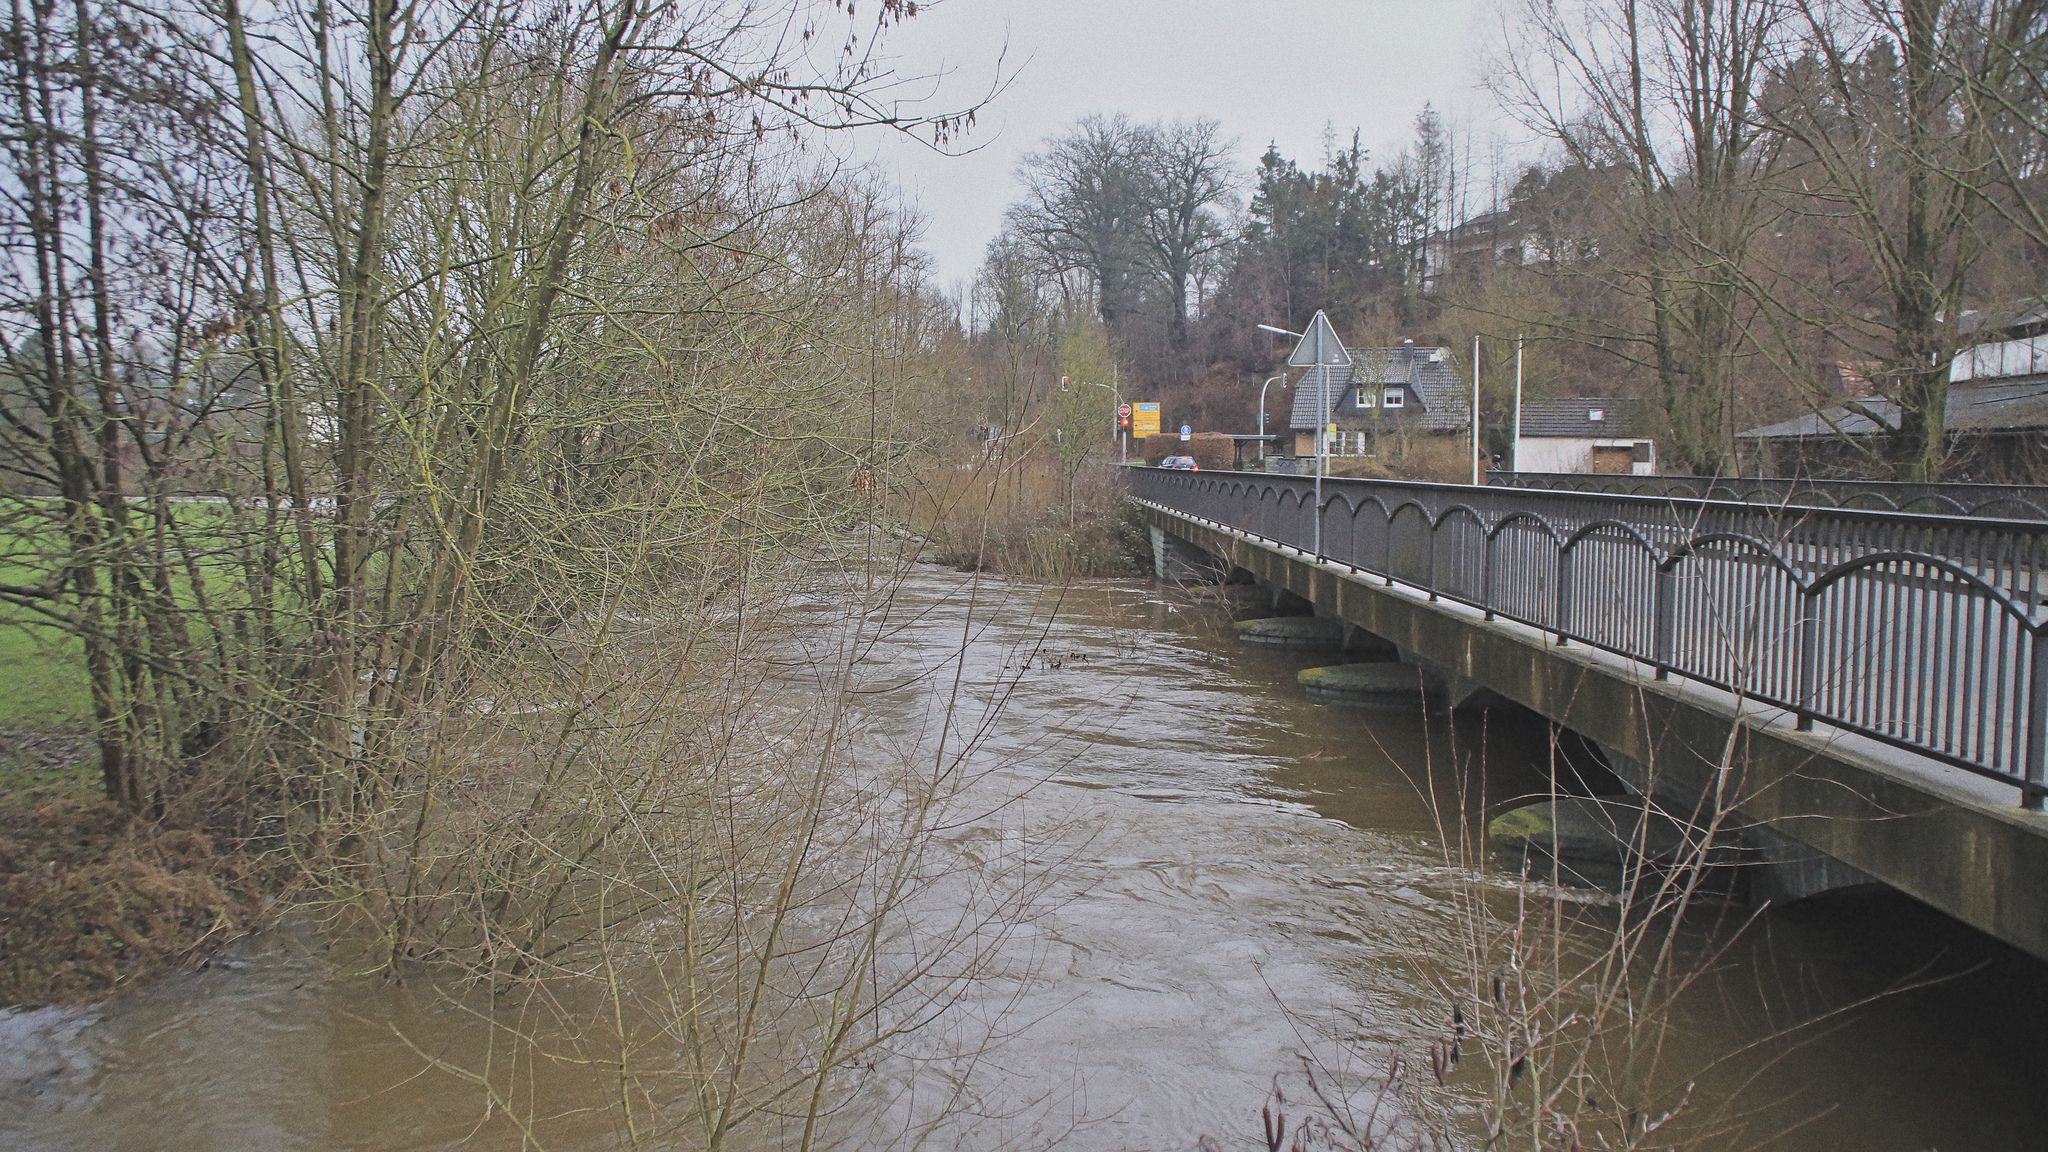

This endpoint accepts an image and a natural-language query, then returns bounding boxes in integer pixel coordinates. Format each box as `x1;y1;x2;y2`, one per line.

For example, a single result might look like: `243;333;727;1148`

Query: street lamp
1082;379;1124;464
1255;328;1309;469
1257;320;1334;557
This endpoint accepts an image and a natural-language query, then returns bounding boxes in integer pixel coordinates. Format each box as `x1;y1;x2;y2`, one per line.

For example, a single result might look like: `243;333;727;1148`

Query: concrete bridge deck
1134;478;2048;961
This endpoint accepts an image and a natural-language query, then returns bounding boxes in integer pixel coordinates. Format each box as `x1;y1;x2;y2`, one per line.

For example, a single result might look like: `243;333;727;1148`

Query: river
4;568;2043;1150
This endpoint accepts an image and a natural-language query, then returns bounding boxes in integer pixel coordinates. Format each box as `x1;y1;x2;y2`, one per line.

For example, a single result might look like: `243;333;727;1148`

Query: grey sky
860;0;1506;290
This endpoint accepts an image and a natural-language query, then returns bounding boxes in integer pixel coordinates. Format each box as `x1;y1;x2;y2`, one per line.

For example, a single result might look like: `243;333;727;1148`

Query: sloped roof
1959;300;2048;340
1287;345;1469;433
1518;398;1646;438
1738;377;2048;440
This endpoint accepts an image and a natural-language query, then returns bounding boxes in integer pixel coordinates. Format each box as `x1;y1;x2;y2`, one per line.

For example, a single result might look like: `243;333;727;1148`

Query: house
1514;399;1656;475
1287;340;1470;457
1737;303;2048;482
1422;210;1543;293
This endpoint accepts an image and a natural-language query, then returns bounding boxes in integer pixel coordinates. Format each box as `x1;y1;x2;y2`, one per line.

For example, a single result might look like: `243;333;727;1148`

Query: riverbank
0;728;271;1006
913;457;1149;579
0;460;1140;1010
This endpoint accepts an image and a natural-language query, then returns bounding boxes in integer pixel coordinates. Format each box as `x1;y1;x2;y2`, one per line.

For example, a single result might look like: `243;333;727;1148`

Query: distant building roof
1517;398;1646;438
1958;300;2048;340
1738;377;2048;440
1426;209;1517;248
1287;344;1469;434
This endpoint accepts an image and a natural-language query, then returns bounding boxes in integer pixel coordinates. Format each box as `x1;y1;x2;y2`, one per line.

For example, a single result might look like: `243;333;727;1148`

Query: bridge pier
1597;743;1877;904
1413;659;1512;712
1148;525;1226;582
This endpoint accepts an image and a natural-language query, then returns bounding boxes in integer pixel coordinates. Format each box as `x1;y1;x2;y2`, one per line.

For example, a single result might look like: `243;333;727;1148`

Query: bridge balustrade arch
1650;531;1816;695
1803;550;2046;779
1316;491;1372;570
1227;480;1268;539
1560;518;1667;561
1554;520;1667;655
1384;500;1439;587
1479;511;1567;627
1428;503;1490;602
1806;550;2044;626
1482;509;1568;548
1274;487;1315;548
1659;531;1811;584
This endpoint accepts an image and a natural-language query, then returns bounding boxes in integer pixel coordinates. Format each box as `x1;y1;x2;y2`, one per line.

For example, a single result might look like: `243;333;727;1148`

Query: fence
1132;467;2048;808
1489;471;2048;521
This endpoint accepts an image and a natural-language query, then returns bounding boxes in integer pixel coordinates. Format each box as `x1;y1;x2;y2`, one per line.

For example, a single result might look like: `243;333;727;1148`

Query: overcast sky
856;0;1509;291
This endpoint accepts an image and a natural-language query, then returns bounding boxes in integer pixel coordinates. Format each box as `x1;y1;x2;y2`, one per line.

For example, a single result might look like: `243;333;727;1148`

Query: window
1355;387;1375;408
1383;389;1405;409
1588;408;1605;422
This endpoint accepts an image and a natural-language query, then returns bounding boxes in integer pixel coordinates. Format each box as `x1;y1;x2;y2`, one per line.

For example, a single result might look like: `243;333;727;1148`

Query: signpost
1132;402;1162;439
1179;423;1191;442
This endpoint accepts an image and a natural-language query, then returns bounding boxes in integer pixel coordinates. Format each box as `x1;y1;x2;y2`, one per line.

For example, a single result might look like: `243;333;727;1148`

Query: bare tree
1136;118;1240;354
1004;114;1241;361
1005;114;1153;330
1956;5;2048;258
1495;0;1790;474
1762;0;2044;479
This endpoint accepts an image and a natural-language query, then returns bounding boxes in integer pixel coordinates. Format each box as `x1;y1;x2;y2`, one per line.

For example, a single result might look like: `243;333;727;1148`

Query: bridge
1130;467;2048;960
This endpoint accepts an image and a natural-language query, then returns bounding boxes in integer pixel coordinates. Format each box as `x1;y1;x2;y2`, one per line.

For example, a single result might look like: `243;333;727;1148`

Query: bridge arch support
1148;525;1227;582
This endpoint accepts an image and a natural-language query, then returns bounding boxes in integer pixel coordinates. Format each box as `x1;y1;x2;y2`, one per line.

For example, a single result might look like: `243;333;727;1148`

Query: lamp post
1258;321;1330;556
1084;379;1124;463
1257;374;1287;466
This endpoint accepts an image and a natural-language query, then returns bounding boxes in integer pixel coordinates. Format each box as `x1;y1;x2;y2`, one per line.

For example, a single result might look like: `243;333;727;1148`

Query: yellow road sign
1132;402;1162;439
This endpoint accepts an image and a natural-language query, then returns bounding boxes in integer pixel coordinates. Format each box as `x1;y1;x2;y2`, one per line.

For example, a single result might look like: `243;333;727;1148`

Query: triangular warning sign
1286;310;1352;368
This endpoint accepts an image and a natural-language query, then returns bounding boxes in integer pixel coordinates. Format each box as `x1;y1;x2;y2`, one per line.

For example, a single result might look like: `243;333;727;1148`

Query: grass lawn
0;498;298;736
0;503;282;1006
0;621;92;730
0;510;92;732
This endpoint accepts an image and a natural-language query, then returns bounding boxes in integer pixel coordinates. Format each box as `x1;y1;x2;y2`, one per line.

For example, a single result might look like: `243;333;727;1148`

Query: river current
3;568;2043;1150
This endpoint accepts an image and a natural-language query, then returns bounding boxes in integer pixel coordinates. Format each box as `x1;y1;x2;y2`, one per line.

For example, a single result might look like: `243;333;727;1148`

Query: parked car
1158;455;1199;471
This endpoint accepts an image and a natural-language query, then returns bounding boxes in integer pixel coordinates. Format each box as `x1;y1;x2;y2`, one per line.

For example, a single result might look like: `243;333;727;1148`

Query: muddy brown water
4;569;2044;1150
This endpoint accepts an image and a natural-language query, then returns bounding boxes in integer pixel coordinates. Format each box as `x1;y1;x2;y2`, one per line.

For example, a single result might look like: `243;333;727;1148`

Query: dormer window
1383;390;1405;409
1355;387;1376;408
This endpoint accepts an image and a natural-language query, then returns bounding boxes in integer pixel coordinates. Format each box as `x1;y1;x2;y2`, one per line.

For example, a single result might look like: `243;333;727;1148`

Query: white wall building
1514;399;1656;475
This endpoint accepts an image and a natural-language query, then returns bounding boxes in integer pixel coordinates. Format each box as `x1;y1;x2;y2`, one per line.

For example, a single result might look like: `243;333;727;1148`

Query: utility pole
1116;364;1125;465
1471;335;1482;486
1512;335;1524;474
1315;320;1327;554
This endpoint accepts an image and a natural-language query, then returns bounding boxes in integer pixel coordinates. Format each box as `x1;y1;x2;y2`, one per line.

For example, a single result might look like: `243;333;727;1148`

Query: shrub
1138;435;1180;465
1140;431;1232;470
1184;432;1233;471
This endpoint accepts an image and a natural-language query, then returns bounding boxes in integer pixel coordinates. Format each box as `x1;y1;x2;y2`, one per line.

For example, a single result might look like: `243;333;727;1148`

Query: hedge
1139;432;1232;470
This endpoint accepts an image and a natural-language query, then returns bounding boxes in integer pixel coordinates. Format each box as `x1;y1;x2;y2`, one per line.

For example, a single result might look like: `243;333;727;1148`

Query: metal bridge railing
1133;467;2048;808
1489;471;2048;521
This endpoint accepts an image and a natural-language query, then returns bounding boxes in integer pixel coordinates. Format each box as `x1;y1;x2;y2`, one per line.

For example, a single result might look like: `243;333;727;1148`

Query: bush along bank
0;730;270;1006
914;458;1150;580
